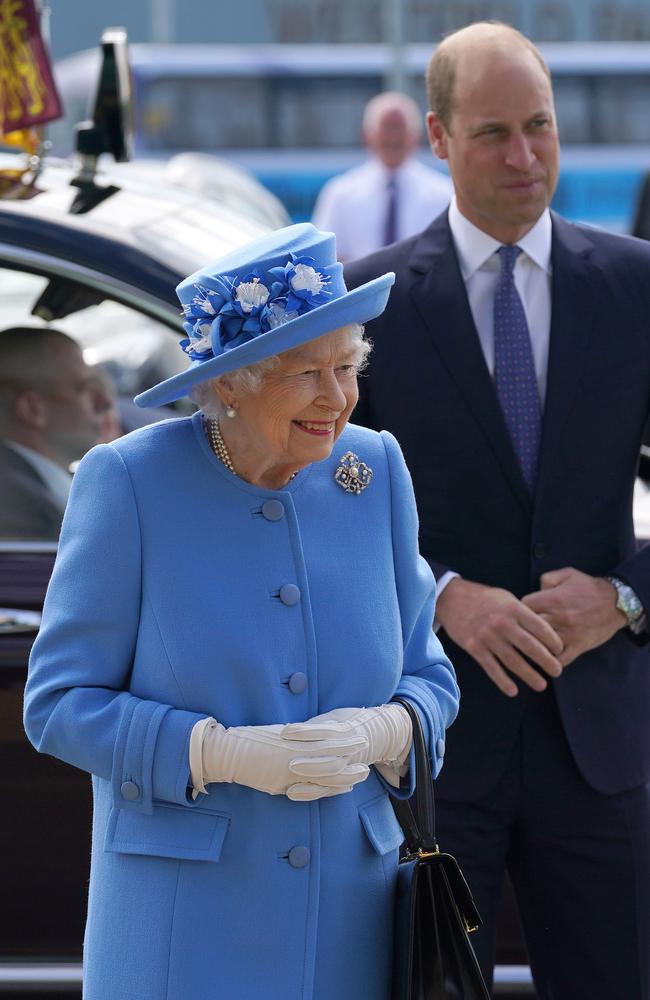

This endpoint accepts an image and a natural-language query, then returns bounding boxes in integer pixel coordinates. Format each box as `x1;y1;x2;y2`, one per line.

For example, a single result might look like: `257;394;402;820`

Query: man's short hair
425;21;551;132
0;328;80;427
0;326;77;382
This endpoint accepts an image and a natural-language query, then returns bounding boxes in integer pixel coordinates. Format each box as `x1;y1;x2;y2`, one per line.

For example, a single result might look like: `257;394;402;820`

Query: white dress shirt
312;157;452;261
448;197;552;402
436;200;552;602
5;440;73;513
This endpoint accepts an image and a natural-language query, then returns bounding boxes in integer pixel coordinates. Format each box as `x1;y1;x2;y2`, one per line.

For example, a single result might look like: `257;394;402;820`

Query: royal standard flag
0;0;62;137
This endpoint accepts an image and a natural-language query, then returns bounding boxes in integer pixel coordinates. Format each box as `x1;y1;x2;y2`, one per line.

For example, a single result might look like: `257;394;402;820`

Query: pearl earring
225;405;237;419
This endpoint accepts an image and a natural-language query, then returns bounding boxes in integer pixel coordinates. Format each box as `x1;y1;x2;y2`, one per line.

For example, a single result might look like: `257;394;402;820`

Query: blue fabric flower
268;254;334;314
180;255;336;362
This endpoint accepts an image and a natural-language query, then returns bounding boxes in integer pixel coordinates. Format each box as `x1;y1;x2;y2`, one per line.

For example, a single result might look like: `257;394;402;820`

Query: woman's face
226;326;363;483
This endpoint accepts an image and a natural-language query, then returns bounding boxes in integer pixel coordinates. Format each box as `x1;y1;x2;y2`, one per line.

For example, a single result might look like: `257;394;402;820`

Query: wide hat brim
134;271;394;408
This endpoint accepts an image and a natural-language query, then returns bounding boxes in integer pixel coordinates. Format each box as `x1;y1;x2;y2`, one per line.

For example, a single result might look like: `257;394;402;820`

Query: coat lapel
407;215;532;513
535;214;597;498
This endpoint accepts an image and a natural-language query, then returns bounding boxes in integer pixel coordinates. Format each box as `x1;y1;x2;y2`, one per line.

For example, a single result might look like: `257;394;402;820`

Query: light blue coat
24;415;458;1000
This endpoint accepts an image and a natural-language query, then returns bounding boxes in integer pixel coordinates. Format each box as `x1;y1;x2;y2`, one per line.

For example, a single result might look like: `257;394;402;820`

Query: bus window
141;77;268;152
593;77;650;144
553;76;593;143
53;42;650;231
274;78;382;148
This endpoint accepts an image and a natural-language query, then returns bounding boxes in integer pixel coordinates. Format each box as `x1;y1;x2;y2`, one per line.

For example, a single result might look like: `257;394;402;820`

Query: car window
0;265;190;543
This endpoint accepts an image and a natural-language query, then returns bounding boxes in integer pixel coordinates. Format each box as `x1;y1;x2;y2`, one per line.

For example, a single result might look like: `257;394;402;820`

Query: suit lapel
535;214;597;498
2;442;50;488
407;215;531;513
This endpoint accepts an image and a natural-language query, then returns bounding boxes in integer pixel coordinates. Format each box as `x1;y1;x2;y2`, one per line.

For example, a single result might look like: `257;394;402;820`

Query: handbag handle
390;697;437;855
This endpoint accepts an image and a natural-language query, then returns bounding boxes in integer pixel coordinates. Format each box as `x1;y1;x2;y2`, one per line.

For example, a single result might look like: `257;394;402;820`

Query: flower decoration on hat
180;254;334;362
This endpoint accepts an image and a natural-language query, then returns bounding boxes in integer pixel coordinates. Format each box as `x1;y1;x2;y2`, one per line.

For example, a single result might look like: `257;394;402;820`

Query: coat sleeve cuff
111;697;207;814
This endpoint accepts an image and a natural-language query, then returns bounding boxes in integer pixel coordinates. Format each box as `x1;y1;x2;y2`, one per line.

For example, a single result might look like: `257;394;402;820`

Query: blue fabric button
262;499;285;522
288;845;310;868
120;781;140;801
279;584;300;606
436;739;446;759
288;671;308;694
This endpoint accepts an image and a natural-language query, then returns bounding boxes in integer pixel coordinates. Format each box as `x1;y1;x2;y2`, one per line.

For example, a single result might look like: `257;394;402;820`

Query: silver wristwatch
606;576;645;633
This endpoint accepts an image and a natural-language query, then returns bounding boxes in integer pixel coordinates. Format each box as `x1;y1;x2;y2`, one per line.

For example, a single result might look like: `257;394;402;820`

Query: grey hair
362;91;423;139
191;322;370;419
191;354;280;417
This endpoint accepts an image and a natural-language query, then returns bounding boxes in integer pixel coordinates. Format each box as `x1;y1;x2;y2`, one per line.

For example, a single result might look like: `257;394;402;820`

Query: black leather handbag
390;699;491;1000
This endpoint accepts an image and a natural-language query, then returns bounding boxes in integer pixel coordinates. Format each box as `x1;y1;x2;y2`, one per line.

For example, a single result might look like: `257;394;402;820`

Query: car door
0;246;187;970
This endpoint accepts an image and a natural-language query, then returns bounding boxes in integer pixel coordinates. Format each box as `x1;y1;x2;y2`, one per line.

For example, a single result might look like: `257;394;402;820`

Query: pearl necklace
206;417;237;475
205;415;298;483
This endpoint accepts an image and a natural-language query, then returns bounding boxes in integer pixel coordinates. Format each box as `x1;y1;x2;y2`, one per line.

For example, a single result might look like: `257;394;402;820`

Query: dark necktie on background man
493;244;541;491
383;174;398;246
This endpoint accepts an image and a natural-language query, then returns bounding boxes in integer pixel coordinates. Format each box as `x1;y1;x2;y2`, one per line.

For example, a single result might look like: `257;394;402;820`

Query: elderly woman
24;224;458;1000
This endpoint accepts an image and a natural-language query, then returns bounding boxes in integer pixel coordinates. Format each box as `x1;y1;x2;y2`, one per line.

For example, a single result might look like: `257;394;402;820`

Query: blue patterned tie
493;245;541;491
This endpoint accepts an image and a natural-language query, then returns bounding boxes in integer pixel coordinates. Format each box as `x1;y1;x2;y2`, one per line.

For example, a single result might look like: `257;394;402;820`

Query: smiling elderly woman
24;225;459;1000
190;319;369;490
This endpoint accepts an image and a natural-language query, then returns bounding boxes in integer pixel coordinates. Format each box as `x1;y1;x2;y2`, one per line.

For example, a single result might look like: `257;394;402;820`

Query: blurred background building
41;0;650;233
47;0;650;56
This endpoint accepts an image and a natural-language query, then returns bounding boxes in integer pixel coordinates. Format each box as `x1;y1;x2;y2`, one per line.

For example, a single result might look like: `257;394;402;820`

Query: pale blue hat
135;223;394;408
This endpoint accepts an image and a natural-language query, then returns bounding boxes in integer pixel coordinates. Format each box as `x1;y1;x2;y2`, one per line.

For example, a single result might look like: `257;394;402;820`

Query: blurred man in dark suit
0;327;110;540
347;21;650;1000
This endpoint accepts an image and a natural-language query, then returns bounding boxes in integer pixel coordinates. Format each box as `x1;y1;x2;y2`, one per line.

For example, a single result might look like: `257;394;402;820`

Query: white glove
282;704;413;788
191;718;370;801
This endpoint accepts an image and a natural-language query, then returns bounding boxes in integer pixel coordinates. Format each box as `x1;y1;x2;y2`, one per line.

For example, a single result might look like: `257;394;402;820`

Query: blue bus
52;41;650;231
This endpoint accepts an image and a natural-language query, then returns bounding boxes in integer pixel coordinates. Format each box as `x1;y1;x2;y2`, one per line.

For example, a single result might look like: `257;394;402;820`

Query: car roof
0;155;273;302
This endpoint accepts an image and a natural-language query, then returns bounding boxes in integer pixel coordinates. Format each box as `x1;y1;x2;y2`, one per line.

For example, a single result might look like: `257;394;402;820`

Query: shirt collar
448;196;552;279
368;156;412;186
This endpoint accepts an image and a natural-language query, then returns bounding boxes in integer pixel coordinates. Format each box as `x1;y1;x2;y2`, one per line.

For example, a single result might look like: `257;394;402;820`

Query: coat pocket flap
359;794;405;856
105;802;230;862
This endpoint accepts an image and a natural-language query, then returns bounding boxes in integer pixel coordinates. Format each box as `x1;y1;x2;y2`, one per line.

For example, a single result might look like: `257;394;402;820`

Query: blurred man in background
312;91;451;260
0;327;111;540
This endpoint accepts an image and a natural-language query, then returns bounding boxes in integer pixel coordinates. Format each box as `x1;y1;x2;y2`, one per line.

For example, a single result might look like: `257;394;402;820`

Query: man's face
40;340;112;466
427;45;559;243
366;108;419;171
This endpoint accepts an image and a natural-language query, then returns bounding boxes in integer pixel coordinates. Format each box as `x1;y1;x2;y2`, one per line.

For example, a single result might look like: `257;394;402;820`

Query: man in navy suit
346;21;650;1000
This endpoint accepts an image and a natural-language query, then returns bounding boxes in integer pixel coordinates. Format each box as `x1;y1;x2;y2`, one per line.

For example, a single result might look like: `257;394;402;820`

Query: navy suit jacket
346;210;650;800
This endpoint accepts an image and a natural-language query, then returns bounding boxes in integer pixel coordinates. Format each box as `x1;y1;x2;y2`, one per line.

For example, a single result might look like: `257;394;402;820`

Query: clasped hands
199;704;412;801
436;568;627;698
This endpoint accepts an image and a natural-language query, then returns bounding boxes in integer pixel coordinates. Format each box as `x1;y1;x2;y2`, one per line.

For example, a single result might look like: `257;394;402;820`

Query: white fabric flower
184;323;213;354
290;264;325;295
266;302;300;329
235;278;270;313
192;289;217;315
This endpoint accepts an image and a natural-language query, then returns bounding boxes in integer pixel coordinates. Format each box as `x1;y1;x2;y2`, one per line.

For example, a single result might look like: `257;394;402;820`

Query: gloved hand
282;703;413;788
191;718;370;801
